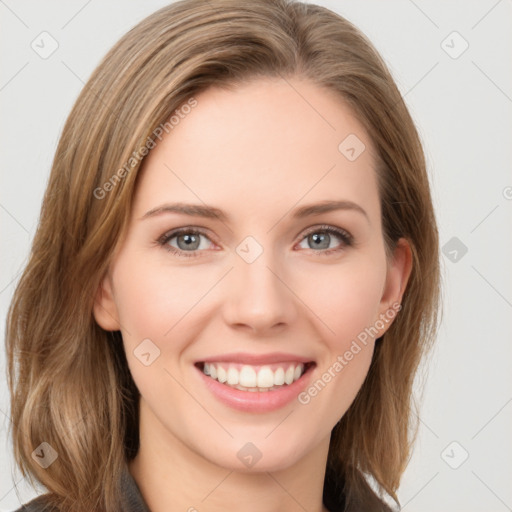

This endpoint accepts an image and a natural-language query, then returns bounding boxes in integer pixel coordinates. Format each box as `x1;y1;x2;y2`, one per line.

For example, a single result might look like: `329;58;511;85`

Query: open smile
194;355;316;412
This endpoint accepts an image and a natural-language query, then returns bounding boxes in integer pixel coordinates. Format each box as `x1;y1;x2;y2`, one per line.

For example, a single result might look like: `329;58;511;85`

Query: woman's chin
195;435;317;474
214;455;300;474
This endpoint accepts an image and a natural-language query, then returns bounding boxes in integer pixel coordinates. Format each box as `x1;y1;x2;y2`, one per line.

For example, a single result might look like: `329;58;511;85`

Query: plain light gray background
1;1;511;511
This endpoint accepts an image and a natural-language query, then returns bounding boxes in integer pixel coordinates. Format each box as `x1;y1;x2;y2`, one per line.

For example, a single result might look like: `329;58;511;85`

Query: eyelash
157;224;354;258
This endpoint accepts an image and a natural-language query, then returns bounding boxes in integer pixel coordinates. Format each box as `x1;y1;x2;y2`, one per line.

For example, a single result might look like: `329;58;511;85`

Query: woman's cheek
114;254;199;337
305;263;385;341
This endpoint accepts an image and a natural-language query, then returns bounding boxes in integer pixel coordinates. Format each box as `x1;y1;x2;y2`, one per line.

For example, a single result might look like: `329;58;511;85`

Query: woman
6;0;440;511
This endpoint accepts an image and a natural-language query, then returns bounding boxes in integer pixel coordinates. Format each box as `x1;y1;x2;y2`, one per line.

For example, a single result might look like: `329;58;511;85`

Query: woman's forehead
133;77;380;223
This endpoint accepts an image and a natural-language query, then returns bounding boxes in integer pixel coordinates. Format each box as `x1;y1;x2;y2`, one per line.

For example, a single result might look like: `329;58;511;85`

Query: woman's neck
128;398;332;512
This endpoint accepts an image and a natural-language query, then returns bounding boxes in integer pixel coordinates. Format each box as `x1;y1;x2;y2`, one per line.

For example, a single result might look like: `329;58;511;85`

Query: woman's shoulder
11;464;149;512
12;493;56;512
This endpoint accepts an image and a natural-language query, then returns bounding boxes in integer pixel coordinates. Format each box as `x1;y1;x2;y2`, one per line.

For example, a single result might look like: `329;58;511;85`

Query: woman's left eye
158;225;353;258
296;225;353;255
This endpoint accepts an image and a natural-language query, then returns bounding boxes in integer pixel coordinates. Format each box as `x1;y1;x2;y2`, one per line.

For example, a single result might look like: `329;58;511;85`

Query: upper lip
197;352;315;365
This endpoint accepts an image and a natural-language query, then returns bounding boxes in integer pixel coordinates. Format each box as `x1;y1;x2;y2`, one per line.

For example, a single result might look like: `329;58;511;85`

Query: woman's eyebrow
140;200;368;223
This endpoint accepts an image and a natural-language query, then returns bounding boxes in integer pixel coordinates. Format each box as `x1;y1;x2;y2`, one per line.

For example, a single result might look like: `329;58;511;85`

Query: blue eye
297;225;353;255
158;224;353;258
158;228;214;257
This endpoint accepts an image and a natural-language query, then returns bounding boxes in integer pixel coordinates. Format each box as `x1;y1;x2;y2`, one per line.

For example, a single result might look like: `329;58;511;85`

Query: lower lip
195;364;315;413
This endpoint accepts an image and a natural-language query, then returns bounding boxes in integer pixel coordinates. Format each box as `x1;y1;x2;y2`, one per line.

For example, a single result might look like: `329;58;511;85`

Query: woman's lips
194;361;316;413
198;352;314;365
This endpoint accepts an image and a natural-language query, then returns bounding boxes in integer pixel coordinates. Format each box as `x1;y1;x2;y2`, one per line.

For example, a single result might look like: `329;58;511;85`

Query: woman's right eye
158;228;215;258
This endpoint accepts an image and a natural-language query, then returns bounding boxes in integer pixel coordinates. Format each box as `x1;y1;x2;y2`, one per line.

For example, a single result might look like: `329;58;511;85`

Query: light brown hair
6;1;440;510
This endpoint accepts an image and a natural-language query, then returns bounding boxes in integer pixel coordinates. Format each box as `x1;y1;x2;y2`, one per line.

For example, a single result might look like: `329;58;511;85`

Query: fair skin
94;77;411;512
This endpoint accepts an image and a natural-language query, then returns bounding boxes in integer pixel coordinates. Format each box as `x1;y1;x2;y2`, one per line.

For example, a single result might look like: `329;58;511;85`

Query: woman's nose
221;238;299;334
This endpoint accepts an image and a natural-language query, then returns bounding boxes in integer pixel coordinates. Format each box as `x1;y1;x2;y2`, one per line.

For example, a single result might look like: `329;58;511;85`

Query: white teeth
274;367;285;385
257;366;274;388
239;365;257;387
217;366;227;383
285;366;295;385
201;362;307;390
227;367;239;385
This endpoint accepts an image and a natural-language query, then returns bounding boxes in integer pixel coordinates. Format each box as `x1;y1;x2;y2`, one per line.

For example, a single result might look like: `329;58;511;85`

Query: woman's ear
93;271;120;331
377;238;413;332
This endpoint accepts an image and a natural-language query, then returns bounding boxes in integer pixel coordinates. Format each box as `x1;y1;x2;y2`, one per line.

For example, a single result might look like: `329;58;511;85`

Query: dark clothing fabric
118;464;151;512
13;463;350;512
11;465;149;512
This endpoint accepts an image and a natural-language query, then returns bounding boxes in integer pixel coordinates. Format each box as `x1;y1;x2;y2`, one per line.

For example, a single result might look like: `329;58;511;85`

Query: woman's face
94;77;410;472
